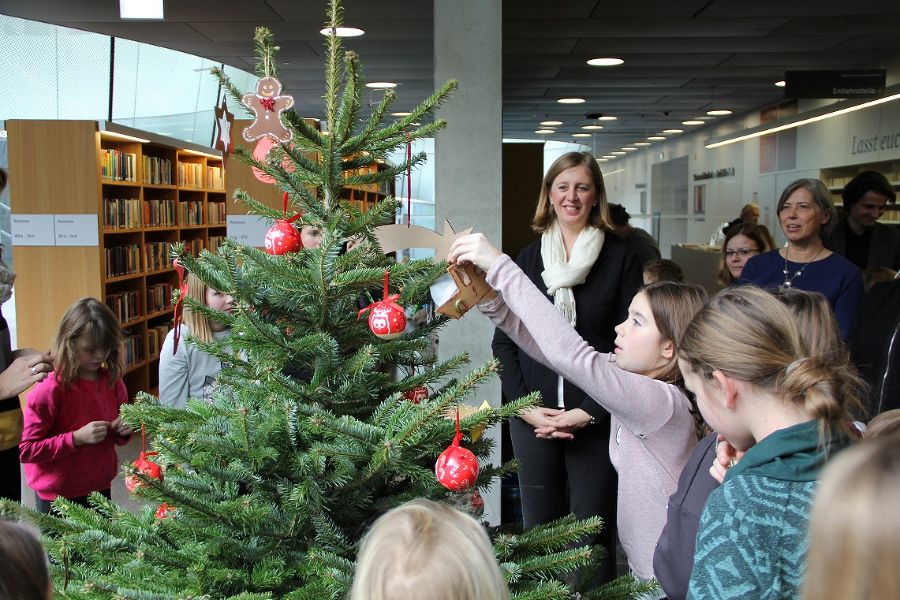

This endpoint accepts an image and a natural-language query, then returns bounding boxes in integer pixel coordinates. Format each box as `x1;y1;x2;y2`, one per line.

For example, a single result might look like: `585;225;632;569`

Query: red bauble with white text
125;451;163;493
368;302;407;339
264;220;302;255
403;385;429;404
435;443;479;492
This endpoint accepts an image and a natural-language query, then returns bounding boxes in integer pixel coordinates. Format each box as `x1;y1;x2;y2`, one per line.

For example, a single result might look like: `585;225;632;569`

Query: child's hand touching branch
73;421;110;446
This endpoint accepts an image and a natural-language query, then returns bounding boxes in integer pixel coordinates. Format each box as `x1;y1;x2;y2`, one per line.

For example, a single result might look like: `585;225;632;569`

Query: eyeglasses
724;248;759;258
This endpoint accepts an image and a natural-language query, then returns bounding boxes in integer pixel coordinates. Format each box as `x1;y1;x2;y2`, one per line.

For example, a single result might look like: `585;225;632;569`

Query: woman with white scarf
492;152;642;587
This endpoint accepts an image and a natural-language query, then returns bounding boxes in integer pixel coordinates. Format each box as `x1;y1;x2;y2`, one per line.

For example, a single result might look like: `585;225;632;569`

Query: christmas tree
1;2;656;598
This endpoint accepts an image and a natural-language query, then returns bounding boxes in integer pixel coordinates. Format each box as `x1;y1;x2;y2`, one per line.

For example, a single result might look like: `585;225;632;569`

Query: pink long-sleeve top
20;371;130;501
481;254;698;580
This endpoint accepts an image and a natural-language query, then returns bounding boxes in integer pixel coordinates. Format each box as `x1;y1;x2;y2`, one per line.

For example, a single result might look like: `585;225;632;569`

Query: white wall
604;96;900;252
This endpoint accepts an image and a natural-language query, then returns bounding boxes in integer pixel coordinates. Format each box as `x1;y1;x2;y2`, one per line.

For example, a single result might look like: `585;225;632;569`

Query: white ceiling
3;0;900;154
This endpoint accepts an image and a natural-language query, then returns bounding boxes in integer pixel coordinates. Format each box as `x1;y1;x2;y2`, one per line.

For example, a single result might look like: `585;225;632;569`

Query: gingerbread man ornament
241;76;295;143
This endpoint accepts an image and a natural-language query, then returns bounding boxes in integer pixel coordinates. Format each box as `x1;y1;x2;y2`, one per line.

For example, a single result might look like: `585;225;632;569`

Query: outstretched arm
449;234;679;433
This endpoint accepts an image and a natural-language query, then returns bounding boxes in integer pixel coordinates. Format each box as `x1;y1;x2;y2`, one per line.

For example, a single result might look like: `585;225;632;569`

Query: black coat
492;233;643;419
850;279;900;414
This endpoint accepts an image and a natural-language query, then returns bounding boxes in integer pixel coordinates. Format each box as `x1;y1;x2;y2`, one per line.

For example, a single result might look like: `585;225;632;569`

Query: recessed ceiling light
581;125;604;130
120;0;163;19
682;120;704;126
611;151;627;155
622;147;638;151
602;155;616;159
662;129;683;134
391;112;411;117
598;158;609;162
572;133;592;137
558;98;586;104
587;57;624;67
366;82;397;89
319;26;365;37
648;136;666;140
707;109;733;116
535;129;555;134
541;120;563;126
775;80;786;87
634;142;651;146
597;115;618;121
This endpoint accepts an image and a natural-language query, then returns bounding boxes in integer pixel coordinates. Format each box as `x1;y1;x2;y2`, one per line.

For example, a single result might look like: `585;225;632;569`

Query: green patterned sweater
687;421;845;600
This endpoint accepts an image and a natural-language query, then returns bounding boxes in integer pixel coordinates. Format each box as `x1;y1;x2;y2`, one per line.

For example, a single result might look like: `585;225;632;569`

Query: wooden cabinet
821;160;900;224
7;120;229;398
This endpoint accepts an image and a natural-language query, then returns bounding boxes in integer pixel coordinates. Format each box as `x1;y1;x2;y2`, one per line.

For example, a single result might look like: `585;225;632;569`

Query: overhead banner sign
784;70;886;99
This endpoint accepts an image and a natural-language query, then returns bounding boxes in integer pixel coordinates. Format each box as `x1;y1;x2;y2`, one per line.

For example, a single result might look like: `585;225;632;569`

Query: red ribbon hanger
358;271;402;319
282;191;301;223
171;259;189;354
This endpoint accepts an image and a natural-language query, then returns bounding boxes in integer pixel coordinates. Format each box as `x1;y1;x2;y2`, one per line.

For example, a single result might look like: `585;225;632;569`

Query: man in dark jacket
824;170;900;270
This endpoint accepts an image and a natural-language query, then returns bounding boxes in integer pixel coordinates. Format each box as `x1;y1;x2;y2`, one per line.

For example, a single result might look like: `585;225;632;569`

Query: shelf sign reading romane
11;214;99;247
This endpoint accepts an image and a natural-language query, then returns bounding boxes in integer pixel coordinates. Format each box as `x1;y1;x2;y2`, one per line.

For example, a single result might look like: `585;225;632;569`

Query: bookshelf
821;160;900;225
7;120;229;398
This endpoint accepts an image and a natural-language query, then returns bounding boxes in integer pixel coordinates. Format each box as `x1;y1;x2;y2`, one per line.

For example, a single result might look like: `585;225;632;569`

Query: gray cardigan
158;326;231;408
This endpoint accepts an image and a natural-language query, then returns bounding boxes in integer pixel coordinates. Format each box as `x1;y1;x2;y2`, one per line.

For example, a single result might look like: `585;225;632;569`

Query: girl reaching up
448;233;706;584
19;298;132;513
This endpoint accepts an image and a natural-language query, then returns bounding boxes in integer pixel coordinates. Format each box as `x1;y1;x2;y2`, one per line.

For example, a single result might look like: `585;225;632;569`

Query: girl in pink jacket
20;298;132;513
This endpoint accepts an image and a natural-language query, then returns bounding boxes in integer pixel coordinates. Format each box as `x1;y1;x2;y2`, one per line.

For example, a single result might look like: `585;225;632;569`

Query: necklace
781;243;825;289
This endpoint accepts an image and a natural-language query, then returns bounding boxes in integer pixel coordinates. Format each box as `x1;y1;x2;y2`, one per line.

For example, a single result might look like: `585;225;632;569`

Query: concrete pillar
434;0;503;523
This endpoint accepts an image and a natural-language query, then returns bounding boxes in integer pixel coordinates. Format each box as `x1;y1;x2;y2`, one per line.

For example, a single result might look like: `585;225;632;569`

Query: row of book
105;245;141;278
147;323;172;357
207;166;225;190
103;198;226;228
101;149;138;182
178;163;204;188
106;291;141;324
183;238;204;257
176;162;227;190
209;236;225;253
142;156;173;185
103;197;141;229
144;242;175;272
123;333;144;369
208;201;226;224
147;283;173;314
107;238;222;278
179;201;204;226
145;199;177;227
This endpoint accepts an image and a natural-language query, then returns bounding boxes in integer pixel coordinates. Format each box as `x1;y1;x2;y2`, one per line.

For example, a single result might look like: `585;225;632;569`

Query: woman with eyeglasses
739;178;864;338
717;223;775;287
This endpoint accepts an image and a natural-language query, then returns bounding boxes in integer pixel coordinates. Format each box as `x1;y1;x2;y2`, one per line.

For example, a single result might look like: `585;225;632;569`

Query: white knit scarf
540;222;604;325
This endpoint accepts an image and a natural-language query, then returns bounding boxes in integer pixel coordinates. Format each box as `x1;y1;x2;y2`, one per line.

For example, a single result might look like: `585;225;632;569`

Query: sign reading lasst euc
12;214;99;247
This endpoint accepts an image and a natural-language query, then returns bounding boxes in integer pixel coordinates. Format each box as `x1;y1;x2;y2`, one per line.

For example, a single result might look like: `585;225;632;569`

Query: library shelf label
227;215;270;247
11;215;55;246
55;215;99;246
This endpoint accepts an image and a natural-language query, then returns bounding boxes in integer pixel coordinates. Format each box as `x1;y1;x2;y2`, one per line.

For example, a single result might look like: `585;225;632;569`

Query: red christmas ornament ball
125;451;163;493
435;444;479;492
368;302;407;339
264;219;302;255
403;386;429;404
155;502;176;519
469;490;485;517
